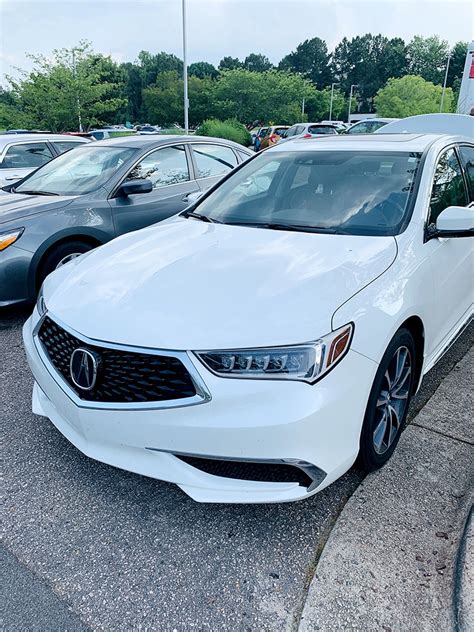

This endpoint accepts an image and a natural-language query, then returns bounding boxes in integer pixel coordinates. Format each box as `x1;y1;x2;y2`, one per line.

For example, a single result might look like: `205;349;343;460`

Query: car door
109;144;199;236
190;143;239;193
0;141;55;185
424;145;473;352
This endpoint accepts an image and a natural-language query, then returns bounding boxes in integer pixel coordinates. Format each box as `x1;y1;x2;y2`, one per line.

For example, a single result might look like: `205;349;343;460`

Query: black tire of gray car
38;241;93;288
356;328;416;472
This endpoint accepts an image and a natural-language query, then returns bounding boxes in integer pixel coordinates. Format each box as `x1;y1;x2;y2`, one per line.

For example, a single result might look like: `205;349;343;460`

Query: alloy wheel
55;252;83;269
372;345;412;455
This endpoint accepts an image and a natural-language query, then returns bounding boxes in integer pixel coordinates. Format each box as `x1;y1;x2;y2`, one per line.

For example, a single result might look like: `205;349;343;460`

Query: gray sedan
0;135;252;307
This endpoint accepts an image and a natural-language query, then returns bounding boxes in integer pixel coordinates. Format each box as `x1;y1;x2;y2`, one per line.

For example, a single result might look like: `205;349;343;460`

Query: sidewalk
299;348;473;632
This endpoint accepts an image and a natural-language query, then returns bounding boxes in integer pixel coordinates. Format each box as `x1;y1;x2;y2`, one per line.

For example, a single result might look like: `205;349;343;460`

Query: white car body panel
43;216;397;350
23;132;474;503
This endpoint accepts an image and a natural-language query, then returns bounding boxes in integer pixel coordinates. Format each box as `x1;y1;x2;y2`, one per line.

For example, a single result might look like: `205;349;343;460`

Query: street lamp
182;0;189;133
347;84;358;124
329;83;339;122
440;50;452;112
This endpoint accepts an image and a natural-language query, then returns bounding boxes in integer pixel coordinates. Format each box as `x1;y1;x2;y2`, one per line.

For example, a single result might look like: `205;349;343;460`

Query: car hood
45;216;397;350
0;192;75;224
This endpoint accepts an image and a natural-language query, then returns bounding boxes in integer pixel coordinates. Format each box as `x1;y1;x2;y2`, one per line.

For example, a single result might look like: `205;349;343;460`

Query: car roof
269;133;471;153
350;118;398;125
0;133;89;149
93;135;253;152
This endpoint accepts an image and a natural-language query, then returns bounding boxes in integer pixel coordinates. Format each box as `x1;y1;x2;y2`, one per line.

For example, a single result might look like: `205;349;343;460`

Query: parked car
258;126;290;150
345;118;398;134
89;128;137;141
280;123;339;142
136;125;161;135
254;127;269;152
0;135;252;306
22;132;473;503
0;133;90;187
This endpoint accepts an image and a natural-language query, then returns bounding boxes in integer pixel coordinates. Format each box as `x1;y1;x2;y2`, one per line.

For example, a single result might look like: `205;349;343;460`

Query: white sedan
23;132;473;503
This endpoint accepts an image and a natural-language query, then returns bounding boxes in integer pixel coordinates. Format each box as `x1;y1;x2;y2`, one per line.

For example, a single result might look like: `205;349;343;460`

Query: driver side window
428;149;467;225
126;145;190;189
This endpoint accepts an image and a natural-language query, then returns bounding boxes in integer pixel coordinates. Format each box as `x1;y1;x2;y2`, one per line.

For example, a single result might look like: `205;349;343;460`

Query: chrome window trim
33;312;212;410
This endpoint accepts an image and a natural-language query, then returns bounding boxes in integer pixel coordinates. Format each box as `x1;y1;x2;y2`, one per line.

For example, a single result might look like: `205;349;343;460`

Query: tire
357;328;416;471
38;240;93;288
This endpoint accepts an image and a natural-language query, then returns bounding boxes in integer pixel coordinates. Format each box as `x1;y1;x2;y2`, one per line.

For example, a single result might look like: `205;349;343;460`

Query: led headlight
195;323;353;383
36;285;47;316
0;227;24;251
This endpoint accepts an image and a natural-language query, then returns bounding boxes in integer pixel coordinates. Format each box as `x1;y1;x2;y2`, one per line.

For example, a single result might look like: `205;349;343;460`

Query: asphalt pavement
1;304;472;631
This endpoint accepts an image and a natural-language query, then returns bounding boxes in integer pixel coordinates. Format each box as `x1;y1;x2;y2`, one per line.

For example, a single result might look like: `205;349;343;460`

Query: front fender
332;227;435;366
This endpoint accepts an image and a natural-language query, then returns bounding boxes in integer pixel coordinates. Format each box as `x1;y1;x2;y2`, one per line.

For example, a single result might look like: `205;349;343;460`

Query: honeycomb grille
37;317;197;403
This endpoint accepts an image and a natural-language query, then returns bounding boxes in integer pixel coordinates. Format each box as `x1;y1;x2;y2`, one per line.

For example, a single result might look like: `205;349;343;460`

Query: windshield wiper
182;210;221;223
224;221;337;234
16;190;60;196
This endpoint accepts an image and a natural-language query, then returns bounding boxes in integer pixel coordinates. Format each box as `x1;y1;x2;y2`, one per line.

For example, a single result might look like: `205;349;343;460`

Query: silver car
280;123;339;143
0;134;90;186
0;135;252;307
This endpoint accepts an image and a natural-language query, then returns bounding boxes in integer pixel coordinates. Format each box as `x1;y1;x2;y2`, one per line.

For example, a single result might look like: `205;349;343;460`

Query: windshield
308;126;337;135
193;150;421;236
15;145;136;196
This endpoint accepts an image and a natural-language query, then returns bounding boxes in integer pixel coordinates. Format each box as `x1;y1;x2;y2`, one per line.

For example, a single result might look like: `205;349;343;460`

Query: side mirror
185;190;204;206
118;178;153;196
431;206;474;238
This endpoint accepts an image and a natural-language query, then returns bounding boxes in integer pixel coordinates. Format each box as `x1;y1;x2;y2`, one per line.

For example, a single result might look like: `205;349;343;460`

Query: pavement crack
411;422;474;447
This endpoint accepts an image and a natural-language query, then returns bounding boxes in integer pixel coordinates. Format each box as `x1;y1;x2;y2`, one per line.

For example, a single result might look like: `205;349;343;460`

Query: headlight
195;323;353;383
0;227;24;251
36;285;47;316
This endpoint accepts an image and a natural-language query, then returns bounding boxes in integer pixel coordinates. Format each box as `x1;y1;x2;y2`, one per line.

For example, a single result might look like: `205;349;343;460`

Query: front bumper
0;244;32;307
23;310;378;503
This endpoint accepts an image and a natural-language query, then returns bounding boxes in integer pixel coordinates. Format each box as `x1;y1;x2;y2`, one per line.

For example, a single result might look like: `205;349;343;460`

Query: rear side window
308;126;337;135
192;144;237;179
53;141;86;154
1;142;54;169
428;148;468;224
459;145;474;202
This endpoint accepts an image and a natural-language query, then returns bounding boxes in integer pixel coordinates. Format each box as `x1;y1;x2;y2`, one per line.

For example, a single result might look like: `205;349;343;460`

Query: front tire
37;240;93;288
357;328;415;471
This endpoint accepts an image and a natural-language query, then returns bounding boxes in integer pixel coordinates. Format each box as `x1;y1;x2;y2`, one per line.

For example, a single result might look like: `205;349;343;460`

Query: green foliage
198;118;251;146
188;61;218;79
243;54;273;73
374;75;454;117
5;41;126;132
218;56;242;71
406;36;449;85
142;71;183;126
332;34;408;110
279;37;331;88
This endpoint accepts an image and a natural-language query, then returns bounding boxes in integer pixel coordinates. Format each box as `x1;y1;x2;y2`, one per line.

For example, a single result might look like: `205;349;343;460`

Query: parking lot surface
2;305;472;631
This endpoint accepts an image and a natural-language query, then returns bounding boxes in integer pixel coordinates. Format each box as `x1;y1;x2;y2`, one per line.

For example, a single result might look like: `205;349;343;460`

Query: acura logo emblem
70;347;99;391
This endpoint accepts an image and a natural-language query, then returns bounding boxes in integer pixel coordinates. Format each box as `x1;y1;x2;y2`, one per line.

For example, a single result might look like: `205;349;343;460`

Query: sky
1;0;473;81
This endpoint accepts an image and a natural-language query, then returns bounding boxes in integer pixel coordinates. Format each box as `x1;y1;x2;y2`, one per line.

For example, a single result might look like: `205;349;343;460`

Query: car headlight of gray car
0;227;24;251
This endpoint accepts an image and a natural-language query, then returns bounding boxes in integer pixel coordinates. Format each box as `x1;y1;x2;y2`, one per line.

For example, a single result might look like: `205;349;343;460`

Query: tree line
0;34;466;132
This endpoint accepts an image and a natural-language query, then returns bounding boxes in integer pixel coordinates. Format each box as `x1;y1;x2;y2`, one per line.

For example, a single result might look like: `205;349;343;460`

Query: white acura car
23;133;473;503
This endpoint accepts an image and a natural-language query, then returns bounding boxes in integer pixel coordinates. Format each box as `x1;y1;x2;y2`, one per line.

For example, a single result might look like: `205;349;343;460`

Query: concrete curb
299;348;473;632
455;506;473;631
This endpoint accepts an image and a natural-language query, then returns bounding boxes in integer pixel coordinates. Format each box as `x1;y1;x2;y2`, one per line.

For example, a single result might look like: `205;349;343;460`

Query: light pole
71;48;83;133
182;0;189;133
440;50;451;112
329;83;339;121
301;97;305;120
347;84;358;124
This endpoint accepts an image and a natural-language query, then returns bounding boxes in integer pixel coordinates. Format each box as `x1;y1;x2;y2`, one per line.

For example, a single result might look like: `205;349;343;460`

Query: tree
188;61;218;79
243;53;273;73
374;75;454;117
278;37;332;88
218;56;242;71
447;41;468;87
5;41;126;131
141;71;183;125
120;62;143;122
406;35;449;85
331;34;408;109
138;51;183;87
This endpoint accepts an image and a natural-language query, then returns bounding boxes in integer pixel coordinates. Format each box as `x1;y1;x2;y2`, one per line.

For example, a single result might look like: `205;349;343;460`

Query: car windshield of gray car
193;150;422;236
14;146;136;196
